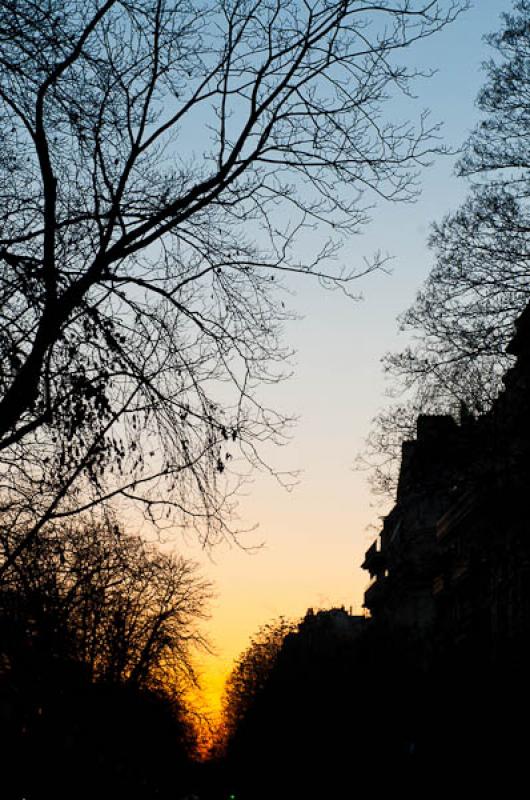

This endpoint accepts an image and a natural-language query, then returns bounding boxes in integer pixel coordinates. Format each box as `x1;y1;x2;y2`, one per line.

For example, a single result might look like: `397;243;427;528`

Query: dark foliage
213;608;530;799
0;518;211;798
215;611;429;798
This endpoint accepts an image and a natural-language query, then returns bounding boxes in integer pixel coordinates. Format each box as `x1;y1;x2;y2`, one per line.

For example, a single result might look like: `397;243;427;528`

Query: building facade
362;305;530;664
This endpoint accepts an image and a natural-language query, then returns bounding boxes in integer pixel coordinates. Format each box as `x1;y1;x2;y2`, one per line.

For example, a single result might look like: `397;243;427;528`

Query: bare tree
0;0;465;563
362;0;530;496
0;516;212;692
216;616;294;753
0;516;210;796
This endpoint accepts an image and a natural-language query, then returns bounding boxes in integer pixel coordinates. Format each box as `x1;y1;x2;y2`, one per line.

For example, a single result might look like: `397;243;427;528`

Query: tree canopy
217;615;293;751
0;0;465;562
0;516;212;690
0;516;211;797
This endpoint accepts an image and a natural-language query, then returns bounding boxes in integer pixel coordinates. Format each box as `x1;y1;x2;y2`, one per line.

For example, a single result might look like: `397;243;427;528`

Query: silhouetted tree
1;517;212;689
0;0;466;565
0;517;211;798
362;0;530;495
217;616;294;753
217;610;433;798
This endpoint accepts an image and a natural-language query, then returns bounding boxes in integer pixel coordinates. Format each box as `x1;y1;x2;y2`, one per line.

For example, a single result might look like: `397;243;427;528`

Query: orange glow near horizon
176;479;377;732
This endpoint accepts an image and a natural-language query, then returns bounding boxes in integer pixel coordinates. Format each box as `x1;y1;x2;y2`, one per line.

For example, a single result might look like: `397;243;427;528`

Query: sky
168;0;514;723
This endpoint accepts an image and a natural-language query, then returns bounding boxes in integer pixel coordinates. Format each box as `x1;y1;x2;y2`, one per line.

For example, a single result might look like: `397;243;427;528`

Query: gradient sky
165;0;513;722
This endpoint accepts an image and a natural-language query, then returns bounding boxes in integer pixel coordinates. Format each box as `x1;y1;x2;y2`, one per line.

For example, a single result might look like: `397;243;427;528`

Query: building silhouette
362;304;530;665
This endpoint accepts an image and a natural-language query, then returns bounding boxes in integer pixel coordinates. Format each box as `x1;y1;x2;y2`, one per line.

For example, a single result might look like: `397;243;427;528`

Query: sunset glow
2;1;522;796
